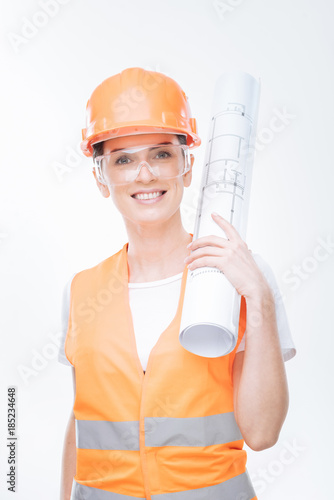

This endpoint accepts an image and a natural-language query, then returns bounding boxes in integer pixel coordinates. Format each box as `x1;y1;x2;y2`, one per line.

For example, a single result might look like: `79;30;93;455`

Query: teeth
134;191;164;200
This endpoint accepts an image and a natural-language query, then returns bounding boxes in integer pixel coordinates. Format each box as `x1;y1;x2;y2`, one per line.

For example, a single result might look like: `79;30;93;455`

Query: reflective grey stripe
151;471;256;500
71;480;145;500
71;471;256;500
145;412;243;447
76;413;242;450
75;419;139;450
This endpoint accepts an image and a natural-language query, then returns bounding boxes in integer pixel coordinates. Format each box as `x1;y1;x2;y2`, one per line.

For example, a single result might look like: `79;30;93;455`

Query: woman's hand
184;212;271;300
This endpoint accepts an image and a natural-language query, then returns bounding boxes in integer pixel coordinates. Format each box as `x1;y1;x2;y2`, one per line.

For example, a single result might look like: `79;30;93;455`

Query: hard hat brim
81;125;201;157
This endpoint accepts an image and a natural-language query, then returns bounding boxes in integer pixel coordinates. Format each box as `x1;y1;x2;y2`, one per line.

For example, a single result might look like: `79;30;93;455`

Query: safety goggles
93;143;191;186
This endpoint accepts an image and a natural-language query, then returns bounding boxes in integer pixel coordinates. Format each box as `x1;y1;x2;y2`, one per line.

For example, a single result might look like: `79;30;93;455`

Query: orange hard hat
80;67;201;157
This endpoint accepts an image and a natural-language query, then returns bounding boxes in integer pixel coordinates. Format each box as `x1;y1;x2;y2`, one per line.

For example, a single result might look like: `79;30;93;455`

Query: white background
0;0;333;498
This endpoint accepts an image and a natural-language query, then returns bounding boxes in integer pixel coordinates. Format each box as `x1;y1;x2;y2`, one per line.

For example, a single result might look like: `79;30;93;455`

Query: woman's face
93;133;195;226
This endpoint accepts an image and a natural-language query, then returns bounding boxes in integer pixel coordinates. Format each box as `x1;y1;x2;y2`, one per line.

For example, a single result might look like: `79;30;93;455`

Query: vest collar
120;233;192;379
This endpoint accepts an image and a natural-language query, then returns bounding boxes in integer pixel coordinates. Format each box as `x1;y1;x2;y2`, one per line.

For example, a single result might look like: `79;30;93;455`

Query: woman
59;67;296;500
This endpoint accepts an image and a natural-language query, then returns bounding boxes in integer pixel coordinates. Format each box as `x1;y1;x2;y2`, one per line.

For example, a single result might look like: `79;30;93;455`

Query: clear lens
94;143;190;186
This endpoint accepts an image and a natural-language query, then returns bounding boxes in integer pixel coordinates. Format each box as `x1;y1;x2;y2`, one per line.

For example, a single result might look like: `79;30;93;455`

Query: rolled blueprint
179;71;261;357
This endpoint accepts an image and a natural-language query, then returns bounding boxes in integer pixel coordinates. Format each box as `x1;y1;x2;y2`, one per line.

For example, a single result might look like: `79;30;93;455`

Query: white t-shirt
58;253;296;370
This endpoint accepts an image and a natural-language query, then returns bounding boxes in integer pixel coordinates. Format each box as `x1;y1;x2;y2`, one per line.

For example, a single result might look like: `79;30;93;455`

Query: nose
134;160;157;181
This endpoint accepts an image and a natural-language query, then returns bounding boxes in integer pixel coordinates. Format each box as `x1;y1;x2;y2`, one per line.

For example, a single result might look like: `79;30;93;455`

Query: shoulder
69;245;125;289
251;252;274;274
251;253;280;291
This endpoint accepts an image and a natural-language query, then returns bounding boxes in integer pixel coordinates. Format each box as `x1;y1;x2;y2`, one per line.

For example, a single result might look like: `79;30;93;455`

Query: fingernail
187;242;192;248
212;212;219;217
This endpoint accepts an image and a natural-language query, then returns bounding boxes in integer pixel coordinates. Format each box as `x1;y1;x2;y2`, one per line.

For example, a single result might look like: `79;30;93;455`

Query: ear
183;153;194;188
92;169;110;198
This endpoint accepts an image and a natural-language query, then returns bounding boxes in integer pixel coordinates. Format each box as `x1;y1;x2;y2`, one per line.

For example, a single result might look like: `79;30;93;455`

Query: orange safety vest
65;235;257;500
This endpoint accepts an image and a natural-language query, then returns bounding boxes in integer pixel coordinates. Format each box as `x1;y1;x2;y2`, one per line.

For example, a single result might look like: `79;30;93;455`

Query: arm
184;214;291;452
60;367;76;500
232;288;289;451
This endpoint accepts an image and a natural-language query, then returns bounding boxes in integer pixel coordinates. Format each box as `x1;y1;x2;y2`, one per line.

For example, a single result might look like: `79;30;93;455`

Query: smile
131;191;167;203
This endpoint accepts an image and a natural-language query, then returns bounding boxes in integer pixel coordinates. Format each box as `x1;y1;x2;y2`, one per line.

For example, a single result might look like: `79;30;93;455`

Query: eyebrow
107;142;173;154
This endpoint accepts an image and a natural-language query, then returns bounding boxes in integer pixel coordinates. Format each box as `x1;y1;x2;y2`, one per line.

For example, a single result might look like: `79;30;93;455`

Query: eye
115;155;131;165
155;150;172;159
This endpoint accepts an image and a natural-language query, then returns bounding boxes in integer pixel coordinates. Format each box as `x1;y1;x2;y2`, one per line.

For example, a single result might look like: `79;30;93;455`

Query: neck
123;210;192;283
